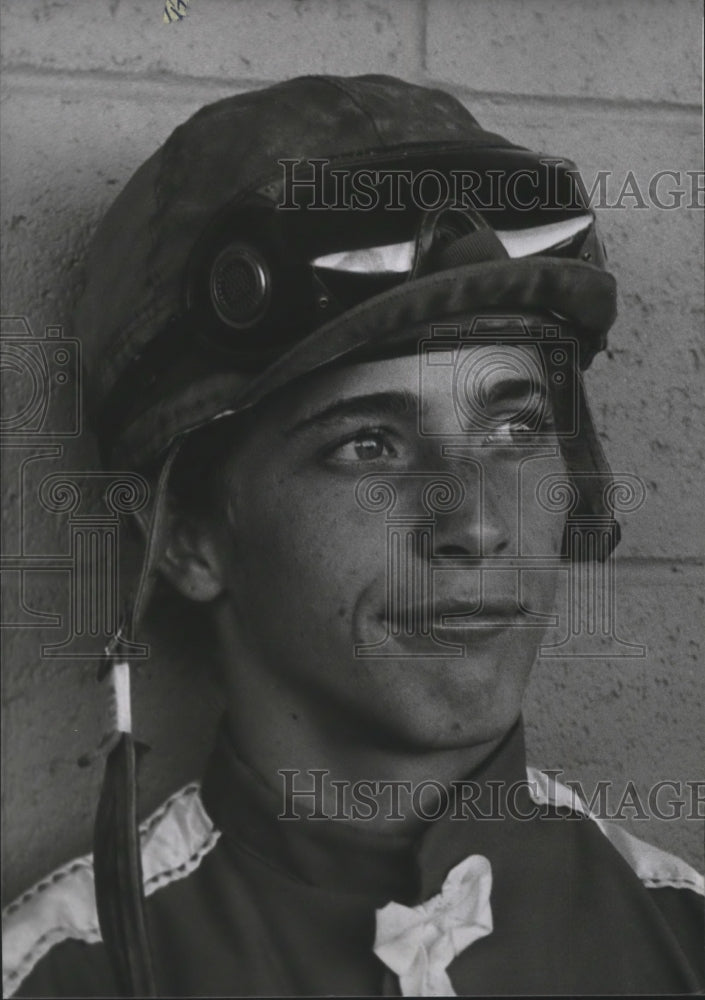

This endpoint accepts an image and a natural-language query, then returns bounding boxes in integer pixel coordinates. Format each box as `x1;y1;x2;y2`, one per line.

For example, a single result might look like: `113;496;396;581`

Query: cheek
226;474;388;609
516;453;567;556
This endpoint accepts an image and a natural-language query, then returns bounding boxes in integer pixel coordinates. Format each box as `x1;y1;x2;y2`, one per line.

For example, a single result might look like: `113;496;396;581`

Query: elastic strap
93;439;183;997
130;439;183;638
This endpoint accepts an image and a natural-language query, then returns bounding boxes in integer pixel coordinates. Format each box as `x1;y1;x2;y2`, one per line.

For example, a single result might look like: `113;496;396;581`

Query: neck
221;680;519;834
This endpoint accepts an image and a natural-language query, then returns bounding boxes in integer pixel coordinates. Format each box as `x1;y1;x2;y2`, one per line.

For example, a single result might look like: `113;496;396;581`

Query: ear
133;507;226;603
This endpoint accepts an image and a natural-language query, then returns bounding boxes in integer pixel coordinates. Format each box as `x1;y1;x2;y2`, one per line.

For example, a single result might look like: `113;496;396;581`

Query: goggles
99;154;606;453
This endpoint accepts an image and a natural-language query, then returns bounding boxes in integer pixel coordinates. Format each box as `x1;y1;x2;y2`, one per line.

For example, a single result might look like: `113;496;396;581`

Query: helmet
79;75;619;996
76;74;616;476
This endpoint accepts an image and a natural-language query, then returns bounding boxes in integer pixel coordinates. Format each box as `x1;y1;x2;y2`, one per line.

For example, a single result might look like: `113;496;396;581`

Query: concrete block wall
1;0;703;903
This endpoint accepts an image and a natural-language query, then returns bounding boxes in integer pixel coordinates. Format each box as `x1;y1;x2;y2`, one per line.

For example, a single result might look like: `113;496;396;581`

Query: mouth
437;599;526;628
378;598;529;637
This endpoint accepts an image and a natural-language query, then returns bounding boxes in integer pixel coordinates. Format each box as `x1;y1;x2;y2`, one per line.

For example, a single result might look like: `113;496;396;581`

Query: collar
200;717;528;906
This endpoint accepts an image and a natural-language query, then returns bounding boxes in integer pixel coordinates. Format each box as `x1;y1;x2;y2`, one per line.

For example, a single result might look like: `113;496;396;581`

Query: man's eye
325;430;398;463
482;419;540;446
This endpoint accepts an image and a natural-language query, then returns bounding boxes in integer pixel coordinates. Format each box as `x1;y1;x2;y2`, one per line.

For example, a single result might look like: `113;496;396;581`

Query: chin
402;710;520;752
360;670;525;752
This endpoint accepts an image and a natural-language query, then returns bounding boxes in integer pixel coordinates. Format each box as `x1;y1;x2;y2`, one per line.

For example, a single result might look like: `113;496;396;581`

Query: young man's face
198;341;567;753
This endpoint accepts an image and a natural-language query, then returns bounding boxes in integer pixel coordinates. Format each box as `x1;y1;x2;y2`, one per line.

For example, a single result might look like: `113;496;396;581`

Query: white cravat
374;854;493;997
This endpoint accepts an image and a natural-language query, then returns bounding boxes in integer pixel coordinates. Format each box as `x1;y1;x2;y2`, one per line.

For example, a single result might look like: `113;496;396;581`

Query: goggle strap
130;438;183;639
93;726;156;997
91;439;182;996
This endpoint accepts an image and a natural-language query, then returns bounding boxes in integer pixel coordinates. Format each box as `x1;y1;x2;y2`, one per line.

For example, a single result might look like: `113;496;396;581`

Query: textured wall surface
1;0;703;904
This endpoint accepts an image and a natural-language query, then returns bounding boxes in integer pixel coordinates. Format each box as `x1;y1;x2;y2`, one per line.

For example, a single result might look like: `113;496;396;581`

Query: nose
432;452;513;559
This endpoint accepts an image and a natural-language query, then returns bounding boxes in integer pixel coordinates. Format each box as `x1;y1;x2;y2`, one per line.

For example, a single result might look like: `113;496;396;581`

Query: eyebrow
286;390;417;436
285;374;547;437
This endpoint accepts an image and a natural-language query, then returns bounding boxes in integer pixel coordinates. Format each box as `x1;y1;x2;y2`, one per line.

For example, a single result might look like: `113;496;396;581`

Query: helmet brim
116;255;616;468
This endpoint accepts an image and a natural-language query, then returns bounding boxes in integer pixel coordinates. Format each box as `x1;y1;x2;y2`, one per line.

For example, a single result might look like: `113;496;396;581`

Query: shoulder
526;765;704;895
2;783;219;998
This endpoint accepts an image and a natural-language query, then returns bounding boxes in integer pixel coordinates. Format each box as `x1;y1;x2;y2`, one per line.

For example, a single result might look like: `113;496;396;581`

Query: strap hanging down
93;440;182;997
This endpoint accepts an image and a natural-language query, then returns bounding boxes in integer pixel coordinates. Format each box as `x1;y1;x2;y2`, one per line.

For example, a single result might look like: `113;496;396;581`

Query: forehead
273;343;546;424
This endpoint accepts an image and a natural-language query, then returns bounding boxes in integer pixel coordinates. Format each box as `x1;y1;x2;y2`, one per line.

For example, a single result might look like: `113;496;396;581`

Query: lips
378;598;527;633
353;573;544;650
432;599;527;628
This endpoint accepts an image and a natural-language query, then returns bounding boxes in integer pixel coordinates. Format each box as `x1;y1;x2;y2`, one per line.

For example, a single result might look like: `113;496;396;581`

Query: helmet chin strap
93;438;182;998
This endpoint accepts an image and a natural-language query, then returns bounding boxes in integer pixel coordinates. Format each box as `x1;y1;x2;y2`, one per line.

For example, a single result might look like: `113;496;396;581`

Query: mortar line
1;65;702;118
419;0;428;75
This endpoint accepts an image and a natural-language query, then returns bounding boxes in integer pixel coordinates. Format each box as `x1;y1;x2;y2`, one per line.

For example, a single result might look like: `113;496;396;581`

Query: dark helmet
77;75;615;486
79;75;619;996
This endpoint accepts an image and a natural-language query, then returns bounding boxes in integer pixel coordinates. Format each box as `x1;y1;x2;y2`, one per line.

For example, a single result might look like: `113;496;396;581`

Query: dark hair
165;411;253;522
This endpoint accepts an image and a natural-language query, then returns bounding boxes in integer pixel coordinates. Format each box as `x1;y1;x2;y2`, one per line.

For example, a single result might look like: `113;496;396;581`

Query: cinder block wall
1;0;703;903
